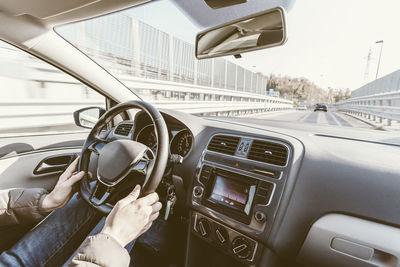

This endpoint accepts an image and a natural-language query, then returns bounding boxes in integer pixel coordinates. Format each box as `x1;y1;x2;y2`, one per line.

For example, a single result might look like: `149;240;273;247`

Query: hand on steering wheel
41;157;86;213
78;100;169;213
100;184;162;247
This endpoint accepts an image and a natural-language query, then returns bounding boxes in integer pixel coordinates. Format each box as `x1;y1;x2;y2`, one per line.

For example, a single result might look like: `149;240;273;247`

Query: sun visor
204;0;247;10
171;0;295;28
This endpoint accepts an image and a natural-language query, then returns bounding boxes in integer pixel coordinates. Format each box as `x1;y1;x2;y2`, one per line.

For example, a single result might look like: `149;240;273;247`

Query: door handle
34;154;78;175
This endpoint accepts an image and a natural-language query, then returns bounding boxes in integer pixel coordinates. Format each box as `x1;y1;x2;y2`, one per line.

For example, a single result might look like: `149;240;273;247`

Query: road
252;109;373;129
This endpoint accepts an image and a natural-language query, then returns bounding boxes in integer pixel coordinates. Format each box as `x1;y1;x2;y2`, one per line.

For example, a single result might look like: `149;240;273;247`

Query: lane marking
298;111;311;122
304;111;318;123
251;110;296;119
329;112;342;127
318;112;330;125
333;112;353;127
316;112;323;124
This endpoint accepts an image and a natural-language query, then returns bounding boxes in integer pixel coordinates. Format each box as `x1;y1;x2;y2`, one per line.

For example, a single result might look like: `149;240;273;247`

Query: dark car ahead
314;103;328;112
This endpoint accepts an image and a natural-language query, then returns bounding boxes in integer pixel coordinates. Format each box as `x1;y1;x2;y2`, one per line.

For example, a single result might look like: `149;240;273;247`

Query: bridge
0;14;292;136
8;11;399;135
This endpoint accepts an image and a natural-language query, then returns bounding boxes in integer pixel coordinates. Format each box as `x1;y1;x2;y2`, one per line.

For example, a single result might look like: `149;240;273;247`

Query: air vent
248;140;288;166
207;135;240;155
114;123;133;136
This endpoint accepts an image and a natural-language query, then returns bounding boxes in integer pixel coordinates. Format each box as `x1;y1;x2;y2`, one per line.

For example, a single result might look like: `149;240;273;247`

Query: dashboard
109;111;194;159
106;109;400;267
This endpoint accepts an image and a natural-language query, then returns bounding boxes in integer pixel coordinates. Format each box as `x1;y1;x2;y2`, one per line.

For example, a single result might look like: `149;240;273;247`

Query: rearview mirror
73;107;106;129
195;7;286;59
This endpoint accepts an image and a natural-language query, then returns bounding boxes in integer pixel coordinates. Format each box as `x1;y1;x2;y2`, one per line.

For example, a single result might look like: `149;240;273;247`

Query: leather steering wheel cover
78;100;169;213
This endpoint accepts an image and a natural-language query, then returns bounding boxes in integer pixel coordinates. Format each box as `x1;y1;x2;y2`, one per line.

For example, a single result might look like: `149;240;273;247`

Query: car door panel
0;132;89;191
0;148;83;191
0;132;88;159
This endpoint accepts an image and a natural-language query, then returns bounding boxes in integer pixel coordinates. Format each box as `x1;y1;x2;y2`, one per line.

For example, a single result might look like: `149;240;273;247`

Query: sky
128;0;400;91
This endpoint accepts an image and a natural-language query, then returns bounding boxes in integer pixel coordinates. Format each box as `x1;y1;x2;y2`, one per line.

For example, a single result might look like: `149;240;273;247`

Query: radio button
193;186;204;198
254;194;268;205
199;165;213;185
258;181;272;189
256;187;269;196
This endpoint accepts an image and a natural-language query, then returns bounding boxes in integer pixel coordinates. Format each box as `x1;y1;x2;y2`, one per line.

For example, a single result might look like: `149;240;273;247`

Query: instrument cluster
136;124;193;158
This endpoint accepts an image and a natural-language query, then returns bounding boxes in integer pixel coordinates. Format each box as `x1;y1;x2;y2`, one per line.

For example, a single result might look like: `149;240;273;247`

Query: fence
336;70;400;126
0;47;292;135
0;97;291;136
57;12;269;95
0;12;293;136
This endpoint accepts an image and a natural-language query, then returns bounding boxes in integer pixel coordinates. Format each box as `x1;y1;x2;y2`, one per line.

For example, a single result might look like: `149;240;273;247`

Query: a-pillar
387;99;392;126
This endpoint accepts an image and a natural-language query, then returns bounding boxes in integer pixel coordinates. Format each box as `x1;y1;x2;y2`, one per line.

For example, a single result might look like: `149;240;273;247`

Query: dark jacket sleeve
0;188;50;227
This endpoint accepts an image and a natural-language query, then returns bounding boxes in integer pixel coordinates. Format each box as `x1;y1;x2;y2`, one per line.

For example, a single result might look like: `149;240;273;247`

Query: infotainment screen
209;175;251;212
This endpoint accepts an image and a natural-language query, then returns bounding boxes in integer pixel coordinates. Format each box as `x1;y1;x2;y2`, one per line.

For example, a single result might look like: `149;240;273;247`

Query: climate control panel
192;212;260;264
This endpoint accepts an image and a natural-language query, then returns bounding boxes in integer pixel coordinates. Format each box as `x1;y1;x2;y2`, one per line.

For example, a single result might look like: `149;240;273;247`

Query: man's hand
41;157;85;213
100;185;162;247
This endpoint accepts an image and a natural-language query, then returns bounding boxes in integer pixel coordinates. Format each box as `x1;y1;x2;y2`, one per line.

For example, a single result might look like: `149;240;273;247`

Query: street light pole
375;40;384;80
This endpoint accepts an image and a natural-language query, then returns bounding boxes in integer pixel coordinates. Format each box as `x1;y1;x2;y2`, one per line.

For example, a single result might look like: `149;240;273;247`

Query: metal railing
0;43;292;136
336;90;400;126
0;97;291;135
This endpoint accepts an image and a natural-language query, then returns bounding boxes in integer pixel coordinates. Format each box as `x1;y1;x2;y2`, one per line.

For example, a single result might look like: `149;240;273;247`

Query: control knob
232;236;252;259
196;218;211;237
254;211;266;223
215;226;229;244
193;186;204;198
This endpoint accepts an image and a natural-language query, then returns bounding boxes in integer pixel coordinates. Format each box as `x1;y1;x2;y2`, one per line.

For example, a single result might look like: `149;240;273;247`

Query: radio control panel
191;145;291;241
192;163;274;233
192;212;261;264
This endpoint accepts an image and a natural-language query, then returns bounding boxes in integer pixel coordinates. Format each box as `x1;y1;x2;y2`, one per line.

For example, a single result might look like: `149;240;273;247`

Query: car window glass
0;40;106;137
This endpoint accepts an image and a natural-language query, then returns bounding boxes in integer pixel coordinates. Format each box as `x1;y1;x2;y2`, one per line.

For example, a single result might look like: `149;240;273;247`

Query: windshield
53;0;399;132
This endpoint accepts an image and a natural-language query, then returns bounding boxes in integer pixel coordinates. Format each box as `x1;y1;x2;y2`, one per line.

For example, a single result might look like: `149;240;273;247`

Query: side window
0;40;105;137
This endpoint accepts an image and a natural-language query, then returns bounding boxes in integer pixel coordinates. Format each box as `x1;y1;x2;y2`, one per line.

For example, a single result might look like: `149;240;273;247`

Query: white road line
329;112;342;127
299;111;312;122
335;112;371;128
320;112;331;125
316;112;324;124
249;110;293;119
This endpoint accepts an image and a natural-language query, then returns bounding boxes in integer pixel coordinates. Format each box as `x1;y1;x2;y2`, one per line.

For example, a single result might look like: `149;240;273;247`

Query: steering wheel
78;100;169;213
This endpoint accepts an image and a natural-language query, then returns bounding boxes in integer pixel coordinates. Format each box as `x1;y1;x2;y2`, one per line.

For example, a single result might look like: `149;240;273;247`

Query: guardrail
0;100;105;135
0;98;291;135
1;45;291;105
336;90;400;126
0;45;292;135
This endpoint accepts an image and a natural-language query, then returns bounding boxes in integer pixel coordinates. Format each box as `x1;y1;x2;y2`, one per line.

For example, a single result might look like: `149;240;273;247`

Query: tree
265;74;329;103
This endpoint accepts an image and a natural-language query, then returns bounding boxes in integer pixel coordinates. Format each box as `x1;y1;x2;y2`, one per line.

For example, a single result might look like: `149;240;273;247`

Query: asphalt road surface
252;109;372;129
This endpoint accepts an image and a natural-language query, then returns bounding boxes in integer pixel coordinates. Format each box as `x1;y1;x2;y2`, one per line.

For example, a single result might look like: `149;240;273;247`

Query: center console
189;134;292;266
193;164;275;226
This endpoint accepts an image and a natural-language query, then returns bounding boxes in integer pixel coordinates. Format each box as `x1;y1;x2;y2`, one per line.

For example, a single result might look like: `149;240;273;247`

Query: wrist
100;227;128;248
40;193;57;213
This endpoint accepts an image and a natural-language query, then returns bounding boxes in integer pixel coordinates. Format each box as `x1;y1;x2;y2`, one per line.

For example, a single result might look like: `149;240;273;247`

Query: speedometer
170;129;193;158
136;124;157;151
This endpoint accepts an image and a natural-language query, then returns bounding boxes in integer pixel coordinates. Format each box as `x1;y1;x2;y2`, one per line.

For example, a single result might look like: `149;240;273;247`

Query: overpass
0;13;292;136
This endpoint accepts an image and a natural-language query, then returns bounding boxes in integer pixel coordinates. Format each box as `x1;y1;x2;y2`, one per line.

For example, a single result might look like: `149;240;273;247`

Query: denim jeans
0;193;134;267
